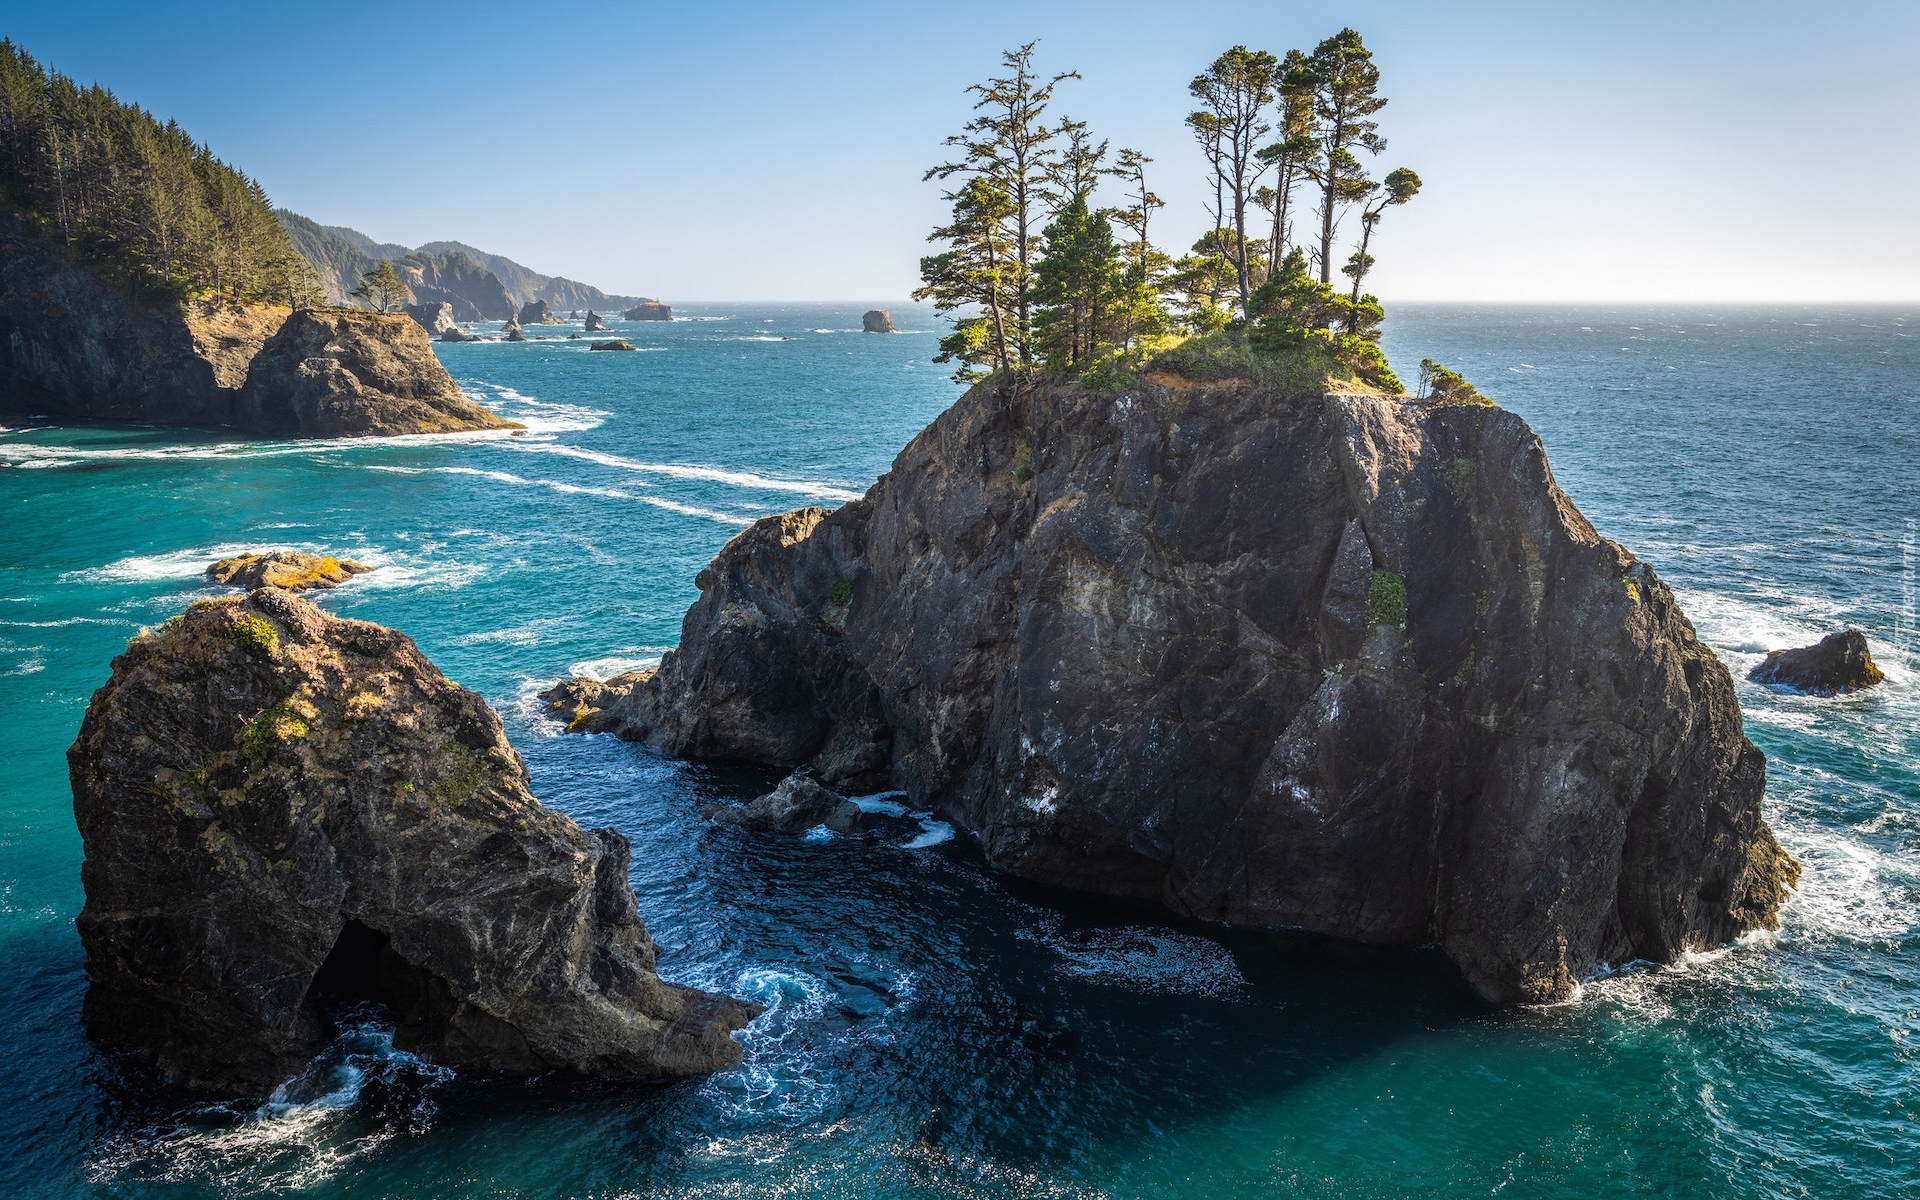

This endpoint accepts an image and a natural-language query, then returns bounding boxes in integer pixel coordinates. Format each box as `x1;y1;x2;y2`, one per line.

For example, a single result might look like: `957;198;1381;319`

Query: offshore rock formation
552;375;1795;1003
404;301;457;335
440;325;473;343
70;589;760;1092
237;310;519;437
625;302;671;321
208;551;371;592
862;309;894;333
590;340;636;351
583;310;609;332
1748;630;1884;696
502;316;527;342
701;773;864;835
519;299;563;325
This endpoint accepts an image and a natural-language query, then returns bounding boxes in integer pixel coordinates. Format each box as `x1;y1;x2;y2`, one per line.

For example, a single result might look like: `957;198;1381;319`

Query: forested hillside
0;40;301;303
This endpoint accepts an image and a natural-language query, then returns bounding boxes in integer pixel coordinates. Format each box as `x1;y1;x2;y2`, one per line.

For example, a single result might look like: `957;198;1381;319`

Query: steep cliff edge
70;589;759;1092
0;216;513;436
556;374;1795;1003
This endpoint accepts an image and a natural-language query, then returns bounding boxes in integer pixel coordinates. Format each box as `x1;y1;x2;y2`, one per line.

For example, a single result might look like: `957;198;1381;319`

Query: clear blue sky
9;1;1916;301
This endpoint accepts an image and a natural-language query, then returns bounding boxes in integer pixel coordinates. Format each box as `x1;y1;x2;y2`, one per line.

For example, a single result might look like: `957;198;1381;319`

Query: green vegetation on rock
241;698;307;762
228;614;278;657
1365;569;1408;627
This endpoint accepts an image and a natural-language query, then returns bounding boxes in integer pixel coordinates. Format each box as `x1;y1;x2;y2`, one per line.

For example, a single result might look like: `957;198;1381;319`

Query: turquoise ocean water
0;304;1914;1197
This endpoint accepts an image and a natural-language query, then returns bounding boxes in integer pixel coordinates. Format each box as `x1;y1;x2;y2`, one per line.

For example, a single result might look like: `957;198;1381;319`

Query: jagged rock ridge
554;374;1796;1003
70;589;759;1092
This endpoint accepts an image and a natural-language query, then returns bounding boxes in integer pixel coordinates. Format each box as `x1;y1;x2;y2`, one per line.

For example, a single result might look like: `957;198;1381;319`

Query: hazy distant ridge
277;210;651;311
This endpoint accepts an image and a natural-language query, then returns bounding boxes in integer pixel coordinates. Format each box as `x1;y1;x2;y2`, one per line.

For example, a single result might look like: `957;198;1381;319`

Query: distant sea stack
583;310;609;332
519;299;563;326
404;301;457;335
70;589;761;1092
550;374;1796;1004
589;340;636;351
862;309;894;333
502;316;527;342
1749;630;1885;695
625;302;671;321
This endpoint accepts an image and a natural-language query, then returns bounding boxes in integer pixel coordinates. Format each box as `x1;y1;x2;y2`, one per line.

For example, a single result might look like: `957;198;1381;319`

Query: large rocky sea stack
554;374;1796;1003
70;588;759;1092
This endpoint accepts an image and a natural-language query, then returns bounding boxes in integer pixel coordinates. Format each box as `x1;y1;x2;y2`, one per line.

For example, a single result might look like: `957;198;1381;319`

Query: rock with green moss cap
207;550;371;592
69;588;760;1093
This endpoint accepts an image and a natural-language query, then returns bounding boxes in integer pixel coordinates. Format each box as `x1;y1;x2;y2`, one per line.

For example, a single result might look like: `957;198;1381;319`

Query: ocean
1;303;1914;1198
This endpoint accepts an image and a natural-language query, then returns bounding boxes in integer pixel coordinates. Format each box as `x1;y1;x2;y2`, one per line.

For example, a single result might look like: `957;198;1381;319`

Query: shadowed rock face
1748;630;1884;695
553;375;1795;1003
625;302;671;321
862;309;894;333
404;301;457;335
237;310;519;437
71;589;760;1093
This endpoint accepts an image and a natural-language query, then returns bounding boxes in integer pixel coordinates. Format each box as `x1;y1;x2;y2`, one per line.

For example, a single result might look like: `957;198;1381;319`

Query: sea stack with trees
550;31;1796;1005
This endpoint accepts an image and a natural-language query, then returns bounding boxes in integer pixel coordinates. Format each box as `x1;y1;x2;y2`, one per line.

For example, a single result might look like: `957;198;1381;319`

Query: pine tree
1185;46;1277;314
1301;29;1389;285
350;260;407;313
927;43;1079;367
914;176;1017;382
1032;191;1123;372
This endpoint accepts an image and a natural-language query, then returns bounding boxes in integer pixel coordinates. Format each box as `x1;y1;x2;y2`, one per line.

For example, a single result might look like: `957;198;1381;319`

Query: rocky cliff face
71;588;760;1092
1;216;513;437
236;310;517;437
1;212;273;423
557;374;1795;1003
402;252;516;322
404;301;457;335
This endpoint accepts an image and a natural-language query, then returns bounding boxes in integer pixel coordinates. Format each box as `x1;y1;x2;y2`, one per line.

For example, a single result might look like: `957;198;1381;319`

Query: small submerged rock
701;772;864;835
1748;630;1884;695
70;590;760;1093
208;550;370;592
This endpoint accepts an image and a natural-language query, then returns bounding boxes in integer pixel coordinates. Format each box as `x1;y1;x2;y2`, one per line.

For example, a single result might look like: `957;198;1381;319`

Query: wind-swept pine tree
1185;46;1277;315
915;175;1017;382
1341;167;1420;334
927;43;1079;367
1301;29;1389;285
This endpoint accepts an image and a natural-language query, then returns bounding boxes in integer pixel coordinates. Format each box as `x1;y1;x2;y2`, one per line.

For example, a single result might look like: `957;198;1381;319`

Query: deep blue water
1;303;1915;1197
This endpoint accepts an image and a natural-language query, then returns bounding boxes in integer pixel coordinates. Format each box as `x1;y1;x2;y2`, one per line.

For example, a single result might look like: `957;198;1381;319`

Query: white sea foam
514;443;866;502
903;818;955;849
366;464;752;525
63;542;269;584
1019;916;1246;997
567;652;665;680
1774;821;1918;946
87;1016;451;1192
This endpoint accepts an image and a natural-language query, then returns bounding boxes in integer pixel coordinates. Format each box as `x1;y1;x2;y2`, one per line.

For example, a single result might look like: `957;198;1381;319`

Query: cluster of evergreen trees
0;40;308;305
918;31;1418;389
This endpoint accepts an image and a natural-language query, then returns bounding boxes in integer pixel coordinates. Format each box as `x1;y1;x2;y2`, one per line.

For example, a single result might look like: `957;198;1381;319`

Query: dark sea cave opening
307;918;435;1025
